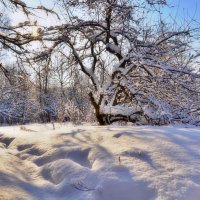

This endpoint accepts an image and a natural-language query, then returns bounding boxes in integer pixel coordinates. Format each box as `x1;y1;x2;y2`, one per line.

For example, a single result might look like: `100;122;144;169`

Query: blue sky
10;0;200;25
31;0;200;20
161;0;200;25
155;0;200;52
6;0;200;64
10;0;200;27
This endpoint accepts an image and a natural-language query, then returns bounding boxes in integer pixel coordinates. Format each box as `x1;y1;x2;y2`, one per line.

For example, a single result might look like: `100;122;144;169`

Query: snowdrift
0;124;200;200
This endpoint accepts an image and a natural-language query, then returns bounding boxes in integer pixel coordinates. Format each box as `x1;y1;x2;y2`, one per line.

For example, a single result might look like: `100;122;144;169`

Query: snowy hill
0;124;200;200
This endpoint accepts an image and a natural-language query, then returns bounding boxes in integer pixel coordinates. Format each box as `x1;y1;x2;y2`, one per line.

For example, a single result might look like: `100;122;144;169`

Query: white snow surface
0;123;200;200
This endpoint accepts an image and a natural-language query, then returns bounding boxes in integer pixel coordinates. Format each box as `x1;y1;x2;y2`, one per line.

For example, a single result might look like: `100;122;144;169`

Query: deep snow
0;123;200;200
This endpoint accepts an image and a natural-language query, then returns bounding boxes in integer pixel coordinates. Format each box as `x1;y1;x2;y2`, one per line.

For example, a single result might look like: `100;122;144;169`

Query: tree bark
88;92;106;125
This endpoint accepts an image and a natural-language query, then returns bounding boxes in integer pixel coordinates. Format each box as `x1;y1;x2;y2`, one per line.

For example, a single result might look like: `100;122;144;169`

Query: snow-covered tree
0;0;58;54
0;63;40;124
0;0;199;125
31;0;199;125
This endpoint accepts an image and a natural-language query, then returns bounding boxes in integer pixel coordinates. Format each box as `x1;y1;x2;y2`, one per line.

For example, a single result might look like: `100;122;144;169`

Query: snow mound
41;158;91;184
0;124;200;200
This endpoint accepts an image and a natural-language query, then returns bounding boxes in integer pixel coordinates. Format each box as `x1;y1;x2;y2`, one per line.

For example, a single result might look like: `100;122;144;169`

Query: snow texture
0;123;200;200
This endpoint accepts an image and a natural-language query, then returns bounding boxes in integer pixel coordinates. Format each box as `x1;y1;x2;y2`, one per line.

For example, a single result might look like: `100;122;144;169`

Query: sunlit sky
6;0;200;56
1;0;199;66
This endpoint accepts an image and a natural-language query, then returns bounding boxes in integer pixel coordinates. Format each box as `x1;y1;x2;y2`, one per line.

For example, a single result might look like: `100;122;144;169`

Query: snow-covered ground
0;123;200;200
